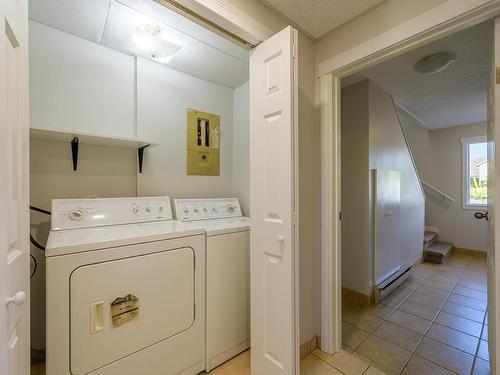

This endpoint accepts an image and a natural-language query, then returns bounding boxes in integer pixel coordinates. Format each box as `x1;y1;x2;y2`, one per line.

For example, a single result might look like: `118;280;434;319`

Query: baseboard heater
374;265;412;304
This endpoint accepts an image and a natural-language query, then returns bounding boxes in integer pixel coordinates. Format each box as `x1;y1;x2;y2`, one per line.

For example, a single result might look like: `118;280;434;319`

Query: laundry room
28;0;251;371
25;0;321;373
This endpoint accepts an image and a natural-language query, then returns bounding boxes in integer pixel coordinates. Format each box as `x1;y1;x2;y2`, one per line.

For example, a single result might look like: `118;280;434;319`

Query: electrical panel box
187;109;220;176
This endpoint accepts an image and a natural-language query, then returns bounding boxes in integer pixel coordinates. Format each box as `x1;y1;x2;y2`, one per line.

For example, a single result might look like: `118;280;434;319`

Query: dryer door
70;247;195;375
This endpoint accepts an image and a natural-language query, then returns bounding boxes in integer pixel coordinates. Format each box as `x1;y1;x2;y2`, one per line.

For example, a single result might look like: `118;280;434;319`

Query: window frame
461;135;487;210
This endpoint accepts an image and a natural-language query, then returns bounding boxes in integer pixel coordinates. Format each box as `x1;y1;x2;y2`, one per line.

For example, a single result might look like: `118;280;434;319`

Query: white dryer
45;197;206;375
173;198;250;371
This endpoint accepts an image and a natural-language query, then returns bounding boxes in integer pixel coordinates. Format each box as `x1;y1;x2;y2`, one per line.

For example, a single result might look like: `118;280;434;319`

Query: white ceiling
343;20;493;130
261;0;386;39
29;0;249;88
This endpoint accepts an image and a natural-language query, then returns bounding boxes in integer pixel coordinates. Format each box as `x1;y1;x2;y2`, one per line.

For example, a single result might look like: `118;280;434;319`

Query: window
461;136;487;209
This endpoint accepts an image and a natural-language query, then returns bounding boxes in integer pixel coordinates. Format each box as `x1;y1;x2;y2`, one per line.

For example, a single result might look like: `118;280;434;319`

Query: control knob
69;208;86;221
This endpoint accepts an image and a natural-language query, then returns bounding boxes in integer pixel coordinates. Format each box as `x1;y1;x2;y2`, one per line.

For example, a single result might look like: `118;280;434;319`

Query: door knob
6;291;26;306
474;211;489;221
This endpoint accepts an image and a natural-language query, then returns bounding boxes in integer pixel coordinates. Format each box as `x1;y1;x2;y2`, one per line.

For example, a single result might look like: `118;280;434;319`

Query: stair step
424;231;438;247
423;241;453;264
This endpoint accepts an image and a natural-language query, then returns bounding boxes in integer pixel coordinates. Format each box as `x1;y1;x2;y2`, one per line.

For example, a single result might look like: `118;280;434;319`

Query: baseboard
374;265;412;304
453;247;487;258
206;339;250;371
300;335;319;359
413;255;423;266
342;287;372;306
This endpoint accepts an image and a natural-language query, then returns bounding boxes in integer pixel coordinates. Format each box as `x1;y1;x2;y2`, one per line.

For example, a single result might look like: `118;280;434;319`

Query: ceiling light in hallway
414;52;456;74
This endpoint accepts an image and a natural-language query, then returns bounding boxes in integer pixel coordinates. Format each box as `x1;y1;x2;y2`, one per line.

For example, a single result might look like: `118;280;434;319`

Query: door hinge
339;212;342;221
292;44;296;59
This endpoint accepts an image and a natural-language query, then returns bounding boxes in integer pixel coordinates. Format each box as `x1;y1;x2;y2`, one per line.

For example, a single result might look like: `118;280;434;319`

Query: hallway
337;253;488;374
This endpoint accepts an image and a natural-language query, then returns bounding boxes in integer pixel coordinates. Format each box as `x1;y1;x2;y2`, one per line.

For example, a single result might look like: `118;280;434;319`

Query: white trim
318;0;500;77
293;28;301;374
461;135;488;210
156;0;274;45
319;0;500;355
320;74;341;354
460;135;488;144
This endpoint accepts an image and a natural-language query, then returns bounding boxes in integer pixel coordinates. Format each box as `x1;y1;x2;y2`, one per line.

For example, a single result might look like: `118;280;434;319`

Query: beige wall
341;80;425;295
233;82;250;216
298;32;321;345
341;81;371;295
30;21;137;138
400;113;489;251
315;0;448;66
136;57;235;199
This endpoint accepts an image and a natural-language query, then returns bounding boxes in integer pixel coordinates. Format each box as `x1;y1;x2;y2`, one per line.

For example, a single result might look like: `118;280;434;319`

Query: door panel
70;248;195;375
1;1;30;374
250;26;298;375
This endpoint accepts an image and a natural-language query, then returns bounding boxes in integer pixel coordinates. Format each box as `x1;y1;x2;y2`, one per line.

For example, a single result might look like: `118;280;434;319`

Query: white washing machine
173;198;250;371
45;197;206;375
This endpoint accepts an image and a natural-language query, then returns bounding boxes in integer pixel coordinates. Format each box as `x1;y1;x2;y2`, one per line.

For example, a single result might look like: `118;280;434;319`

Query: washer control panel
51;197;172;230
173;198;242;221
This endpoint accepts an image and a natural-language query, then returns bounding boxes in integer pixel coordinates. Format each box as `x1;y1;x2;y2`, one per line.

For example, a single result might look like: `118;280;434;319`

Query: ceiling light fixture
127;24;182;64
414;52;456;74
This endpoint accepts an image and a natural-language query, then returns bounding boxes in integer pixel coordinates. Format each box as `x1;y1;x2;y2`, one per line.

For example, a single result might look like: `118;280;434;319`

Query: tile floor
207;349;386;375
340;252;489;375
30;349;384;375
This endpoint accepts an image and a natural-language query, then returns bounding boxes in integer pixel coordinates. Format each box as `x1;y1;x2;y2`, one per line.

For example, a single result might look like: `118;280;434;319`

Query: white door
488;17;500;375
249;26;299;375
0;0;30;374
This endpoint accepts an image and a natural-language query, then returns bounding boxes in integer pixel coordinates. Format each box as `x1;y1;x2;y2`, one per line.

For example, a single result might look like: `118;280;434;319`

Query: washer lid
45;221;204;257
189;217;250;236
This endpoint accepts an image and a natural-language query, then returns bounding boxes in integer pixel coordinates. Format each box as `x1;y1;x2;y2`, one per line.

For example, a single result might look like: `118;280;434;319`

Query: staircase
423;230;453;264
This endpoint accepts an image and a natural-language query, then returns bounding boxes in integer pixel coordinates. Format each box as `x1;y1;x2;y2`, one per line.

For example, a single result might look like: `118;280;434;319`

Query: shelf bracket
71;137;79;171
138;145;150;173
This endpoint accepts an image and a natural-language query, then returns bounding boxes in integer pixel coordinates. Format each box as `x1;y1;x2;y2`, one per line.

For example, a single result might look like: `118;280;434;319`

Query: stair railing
420;179;456;203
392;97;426;200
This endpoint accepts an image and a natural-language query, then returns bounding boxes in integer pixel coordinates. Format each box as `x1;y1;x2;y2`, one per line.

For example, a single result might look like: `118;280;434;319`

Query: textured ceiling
261;0;386;39
343;20;493;130
28;0;249;88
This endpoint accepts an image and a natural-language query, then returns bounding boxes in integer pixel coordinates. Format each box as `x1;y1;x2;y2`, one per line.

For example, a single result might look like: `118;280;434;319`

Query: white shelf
30;127;157;149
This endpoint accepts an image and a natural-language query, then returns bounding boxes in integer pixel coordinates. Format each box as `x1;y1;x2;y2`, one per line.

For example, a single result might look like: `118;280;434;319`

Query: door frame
154;0;274;46
320;0;500;354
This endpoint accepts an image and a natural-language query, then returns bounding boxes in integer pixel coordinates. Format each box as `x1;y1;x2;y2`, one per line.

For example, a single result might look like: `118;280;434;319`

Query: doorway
320;4;500;375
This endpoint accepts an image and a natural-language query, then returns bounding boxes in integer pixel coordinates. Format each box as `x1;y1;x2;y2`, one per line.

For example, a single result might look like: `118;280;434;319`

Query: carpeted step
423;241;453;264
424;231;438;248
